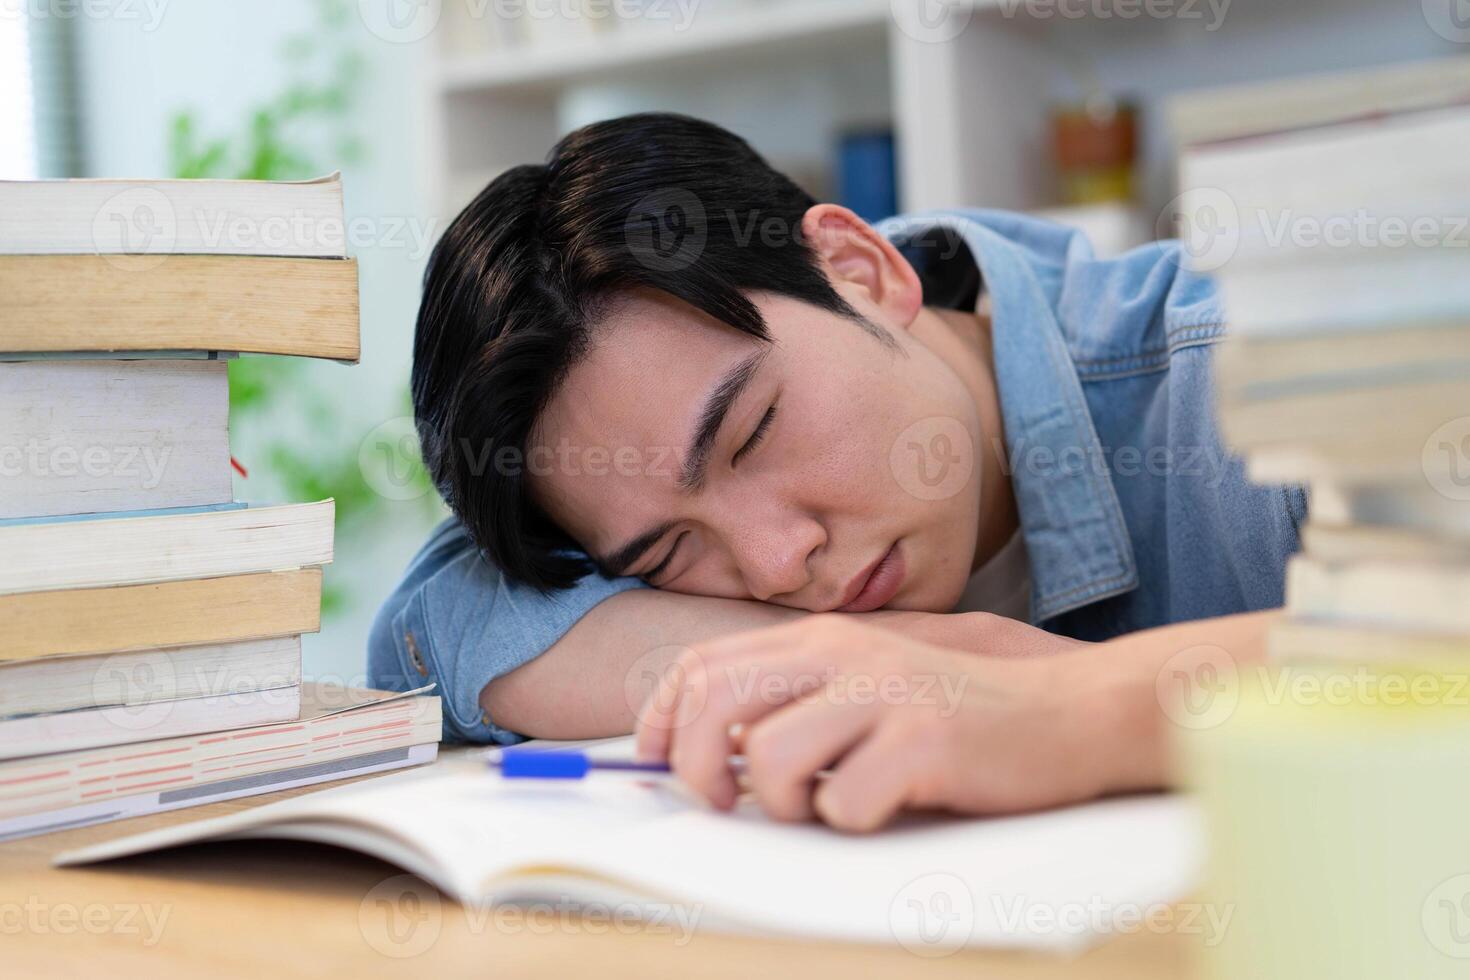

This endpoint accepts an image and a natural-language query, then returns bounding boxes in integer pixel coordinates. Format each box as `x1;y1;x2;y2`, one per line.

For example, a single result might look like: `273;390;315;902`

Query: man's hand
633;615;1153;831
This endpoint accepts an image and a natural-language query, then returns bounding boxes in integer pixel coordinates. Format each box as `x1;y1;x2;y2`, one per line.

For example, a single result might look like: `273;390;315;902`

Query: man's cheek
660;567;747;603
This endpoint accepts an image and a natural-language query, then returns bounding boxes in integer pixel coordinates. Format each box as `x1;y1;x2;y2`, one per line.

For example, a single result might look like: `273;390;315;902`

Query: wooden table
1;748;1195;979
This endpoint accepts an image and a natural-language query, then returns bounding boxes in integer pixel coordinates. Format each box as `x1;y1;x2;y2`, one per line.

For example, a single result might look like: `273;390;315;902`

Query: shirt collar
878;210;1139;622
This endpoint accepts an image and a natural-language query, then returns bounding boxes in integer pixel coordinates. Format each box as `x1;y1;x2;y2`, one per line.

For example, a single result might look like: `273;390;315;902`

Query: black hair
412;112;870;590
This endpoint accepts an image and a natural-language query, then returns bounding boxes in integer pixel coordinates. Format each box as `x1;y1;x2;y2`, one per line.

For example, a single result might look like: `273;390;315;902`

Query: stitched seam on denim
1073;336;1224;381
408;591;475;734
1035;570;1137;621
1071;324;1226;371
1047;334;1140;608
1041;568;1135;606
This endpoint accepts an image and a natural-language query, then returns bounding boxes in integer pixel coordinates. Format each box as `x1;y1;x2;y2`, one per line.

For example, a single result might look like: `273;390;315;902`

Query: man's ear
801;203;923;330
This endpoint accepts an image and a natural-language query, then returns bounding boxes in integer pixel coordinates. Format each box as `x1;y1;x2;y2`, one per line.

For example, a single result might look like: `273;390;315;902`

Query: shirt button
404;630;429;677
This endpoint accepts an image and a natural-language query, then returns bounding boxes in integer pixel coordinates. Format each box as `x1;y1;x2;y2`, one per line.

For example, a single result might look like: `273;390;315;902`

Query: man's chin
920;575;977;615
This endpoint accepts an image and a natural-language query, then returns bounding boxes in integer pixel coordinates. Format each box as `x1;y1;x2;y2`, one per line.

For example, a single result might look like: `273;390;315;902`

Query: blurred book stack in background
0;174;440;839
1171;57;1470;980
1173;56;1470;665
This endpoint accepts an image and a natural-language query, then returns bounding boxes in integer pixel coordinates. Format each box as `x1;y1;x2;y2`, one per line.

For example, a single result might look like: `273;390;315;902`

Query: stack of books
1170;59;1470;980
1171;57;1470;663
0;174;440;839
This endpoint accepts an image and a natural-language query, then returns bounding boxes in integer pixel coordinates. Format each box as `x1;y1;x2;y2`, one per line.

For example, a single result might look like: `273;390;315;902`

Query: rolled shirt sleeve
367;518;647;744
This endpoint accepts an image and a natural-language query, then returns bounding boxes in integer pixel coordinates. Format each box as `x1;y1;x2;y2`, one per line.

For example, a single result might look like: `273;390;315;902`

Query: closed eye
644;530;689;584
644;399;775;584
733;401;778;466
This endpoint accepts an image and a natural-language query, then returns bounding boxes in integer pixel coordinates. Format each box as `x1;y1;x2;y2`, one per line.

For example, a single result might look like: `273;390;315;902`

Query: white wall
74;1;447;683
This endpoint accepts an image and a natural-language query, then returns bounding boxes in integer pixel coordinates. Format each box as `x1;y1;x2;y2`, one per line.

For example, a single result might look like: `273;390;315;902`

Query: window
0;12;38;177
0;11;80;179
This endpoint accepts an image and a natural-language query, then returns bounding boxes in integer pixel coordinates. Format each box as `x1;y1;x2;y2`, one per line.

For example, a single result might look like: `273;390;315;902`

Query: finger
812;723;924;832
741;693;879;822
635;649;708;764
663;645;845;810
635;618;851;763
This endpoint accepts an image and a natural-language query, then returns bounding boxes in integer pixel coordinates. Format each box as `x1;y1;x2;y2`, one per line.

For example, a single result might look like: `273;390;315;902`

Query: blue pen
487;748;820;782
490;749;680;780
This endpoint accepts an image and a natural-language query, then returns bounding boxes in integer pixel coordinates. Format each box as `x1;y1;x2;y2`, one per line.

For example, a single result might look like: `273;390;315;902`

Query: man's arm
481;590;797;740
633;609;1277;828
482;593;1081;741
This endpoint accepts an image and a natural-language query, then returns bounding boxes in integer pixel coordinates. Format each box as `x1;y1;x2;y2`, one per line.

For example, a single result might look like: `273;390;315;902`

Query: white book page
59;738;1201;952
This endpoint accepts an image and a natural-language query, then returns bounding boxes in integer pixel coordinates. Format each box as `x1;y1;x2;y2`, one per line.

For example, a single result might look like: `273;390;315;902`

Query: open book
57;738;1201;953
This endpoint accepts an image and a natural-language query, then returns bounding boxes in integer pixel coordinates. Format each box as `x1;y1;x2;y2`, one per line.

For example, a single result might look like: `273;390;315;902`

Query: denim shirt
369;208;1307;743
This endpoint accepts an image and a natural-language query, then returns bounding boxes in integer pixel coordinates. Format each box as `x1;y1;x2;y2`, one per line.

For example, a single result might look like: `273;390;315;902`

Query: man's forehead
591;289;760;374
549;293;760;432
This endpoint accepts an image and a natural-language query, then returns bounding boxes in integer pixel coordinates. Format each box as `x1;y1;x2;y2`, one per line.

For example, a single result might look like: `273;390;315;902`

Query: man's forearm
480;593;1058;740
481;589;801;740
1084;608;1278;794
626;607;1283;824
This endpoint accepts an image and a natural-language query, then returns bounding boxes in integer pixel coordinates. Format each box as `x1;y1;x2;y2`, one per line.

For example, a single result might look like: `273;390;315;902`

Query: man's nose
732;515;824;603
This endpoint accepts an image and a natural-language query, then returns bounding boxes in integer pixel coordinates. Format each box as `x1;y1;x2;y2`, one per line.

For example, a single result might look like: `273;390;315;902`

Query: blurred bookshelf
415;0;1461;251
438;0;891;92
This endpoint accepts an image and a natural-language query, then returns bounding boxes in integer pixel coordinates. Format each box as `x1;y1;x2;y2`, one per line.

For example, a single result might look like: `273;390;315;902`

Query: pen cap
498;750;591;779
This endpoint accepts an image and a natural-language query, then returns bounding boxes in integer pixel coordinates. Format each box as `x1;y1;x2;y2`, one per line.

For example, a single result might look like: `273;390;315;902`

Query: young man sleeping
370;113;1305;831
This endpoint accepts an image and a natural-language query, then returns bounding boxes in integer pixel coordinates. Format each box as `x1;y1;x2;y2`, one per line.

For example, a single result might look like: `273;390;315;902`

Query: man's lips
836;543;905;613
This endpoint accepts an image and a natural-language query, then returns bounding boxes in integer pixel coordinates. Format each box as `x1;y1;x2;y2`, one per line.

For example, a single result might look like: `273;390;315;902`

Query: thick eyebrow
595;347;770;577
678;347;770;493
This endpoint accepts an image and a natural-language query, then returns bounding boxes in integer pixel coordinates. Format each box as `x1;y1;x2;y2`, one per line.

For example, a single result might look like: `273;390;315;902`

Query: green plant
168;0;437;615
168;0;365;182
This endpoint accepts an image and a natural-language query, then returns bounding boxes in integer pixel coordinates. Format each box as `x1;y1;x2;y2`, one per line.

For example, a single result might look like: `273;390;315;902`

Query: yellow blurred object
1057;165;1135;207
1181;661;1470;980
1051;100;1137;206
